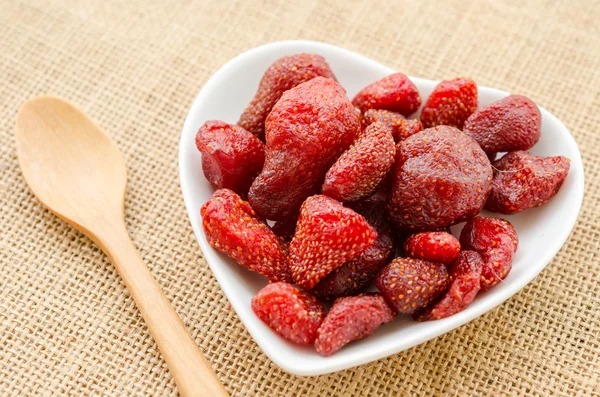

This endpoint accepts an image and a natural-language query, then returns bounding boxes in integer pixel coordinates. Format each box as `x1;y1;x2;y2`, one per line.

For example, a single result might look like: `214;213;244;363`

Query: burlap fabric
1;0;599;395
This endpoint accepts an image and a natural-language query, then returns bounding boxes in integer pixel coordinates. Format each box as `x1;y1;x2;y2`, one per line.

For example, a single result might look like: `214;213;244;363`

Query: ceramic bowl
179;40;584;376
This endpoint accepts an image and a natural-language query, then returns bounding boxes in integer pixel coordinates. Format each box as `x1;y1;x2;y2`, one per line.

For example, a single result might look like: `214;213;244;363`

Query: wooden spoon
15;97;229;397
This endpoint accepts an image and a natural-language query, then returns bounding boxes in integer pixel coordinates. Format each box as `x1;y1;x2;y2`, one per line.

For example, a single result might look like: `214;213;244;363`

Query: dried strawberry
361;109;423;143
460;216;518;253
404;231;460;265
392;222;452;254
311;197;395;299
322;122;396;202
478;236;515;290
238;54;336;140
387;126;493;231
485;151;570;214
463;94;541;153
314;294;394;356
420;78;478;129
363;108;405;124
415;250;483;321
460;217;518;289
375;258;450;314
352;73;421;116
249;77;361;220
201;189;291;282
395;119;423;142
289;195;377;289
195;121;265;196
252;283;325;345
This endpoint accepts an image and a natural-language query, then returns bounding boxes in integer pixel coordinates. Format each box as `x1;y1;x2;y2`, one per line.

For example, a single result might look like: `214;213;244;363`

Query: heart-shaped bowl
179;40;584;376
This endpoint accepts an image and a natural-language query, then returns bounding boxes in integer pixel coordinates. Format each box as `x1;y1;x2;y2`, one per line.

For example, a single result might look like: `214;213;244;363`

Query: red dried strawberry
352;73;421;116
460;216;518;252
361;109;423;143
460;217;518;289
249;77;361;220
238;54;336;140
195;121;265;196
387;126;493;231
363;108;405;124
485;151;570;214
201;189;291;282
311;197;395;299
314;294;394;356
375;258;450;314
404;231;461;265
252;283;325;345
479;237;515;289
395;119;423;142
289;195;377;289
463;95;541;153
414;250;483;321
420;78;478;129
322;122;396;202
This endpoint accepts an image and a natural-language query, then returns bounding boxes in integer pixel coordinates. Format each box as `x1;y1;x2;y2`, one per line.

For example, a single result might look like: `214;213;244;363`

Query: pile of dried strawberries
196;54;571;356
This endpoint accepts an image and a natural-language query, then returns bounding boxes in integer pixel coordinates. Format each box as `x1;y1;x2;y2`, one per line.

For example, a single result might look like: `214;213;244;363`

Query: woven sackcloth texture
1;0;599;395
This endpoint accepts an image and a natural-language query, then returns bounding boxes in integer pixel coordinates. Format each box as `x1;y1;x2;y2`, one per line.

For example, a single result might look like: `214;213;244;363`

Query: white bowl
178;40;584;376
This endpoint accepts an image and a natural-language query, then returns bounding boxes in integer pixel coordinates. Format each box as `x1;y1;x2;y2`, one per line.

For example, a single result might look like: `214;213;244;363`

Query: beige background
1;0;599;395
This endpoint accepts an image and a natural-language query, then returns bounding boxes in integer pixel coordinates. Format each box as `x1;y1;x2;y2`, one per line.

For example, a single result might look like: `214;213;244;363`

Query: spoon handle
98;223;229;397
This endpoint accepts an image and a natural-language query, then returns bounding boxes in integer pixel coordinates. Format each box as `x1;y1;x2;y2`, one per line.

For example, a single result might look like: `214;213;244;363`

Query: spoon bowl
16;97;126;239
